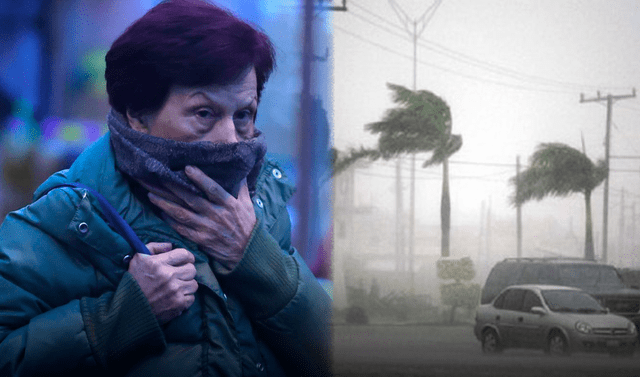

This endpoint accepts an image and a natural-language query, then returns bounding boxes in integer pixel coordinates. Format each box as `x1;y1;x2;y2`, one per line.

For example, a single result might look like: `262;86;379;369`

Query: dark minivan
481;258;640;332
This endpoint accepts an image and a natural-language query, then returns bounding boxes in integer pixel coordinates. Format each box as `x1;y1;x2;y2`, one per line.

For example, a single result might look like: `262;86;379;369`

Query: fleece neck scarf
108;110;266;199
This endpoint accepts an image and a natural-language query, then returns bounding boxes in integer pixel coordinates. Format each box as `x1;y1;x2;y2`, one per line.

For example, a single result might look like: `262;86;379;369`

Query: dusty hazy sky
331;0;640;259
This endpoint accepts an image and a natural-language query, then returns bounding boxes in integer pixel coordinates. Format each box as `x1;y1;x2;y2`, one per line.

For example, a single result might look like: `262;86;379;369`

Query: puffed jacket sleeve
212;210;332;377
0;188;165;376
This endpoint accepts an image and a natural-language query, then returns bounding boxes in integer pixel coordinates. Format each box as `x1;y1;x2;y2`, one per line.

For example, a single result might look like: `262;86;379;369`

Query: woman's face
128;67;258;143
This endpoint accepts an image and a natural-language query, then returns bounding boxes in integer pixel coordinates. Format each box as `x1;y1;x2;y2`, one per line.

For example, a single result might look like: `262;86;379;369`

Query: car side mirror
531;306;546;315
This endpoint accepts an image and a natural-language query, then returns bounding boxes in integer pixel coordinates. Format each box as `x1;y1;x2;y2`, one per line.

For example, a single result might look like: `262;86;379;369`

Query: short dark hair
105;0;276;117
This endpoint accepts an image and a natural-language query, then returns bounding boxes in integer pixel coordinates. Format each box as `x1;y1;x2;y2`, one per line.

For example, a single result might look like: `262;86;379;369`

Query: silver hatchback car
474;284;637;356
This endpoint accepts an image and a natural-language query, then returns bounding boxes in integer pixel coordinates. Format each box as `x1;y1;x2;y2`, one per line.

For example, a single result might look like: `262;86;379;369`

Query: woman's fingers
145;242;173;255
155;247;196;266
138;179;187;207
149;192;201;226
174;262;198;281
184;165;231;204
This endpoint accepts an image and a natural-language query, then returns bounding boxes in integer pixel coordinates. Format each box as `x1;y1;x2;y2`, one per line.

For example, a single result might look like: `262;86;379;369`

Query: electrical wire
343;1;633;93
617;104;640;114
611;121;640;156
334;24;575;94
349;0;630;92
350;156;637;175
355;168;508;182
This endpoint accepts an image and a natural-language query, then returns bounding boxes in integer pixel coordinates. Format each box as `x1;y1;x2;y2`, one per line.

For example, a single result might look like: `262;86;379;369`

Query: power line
611;169;640;173
334;24;575;94
344;1;629;93
448;160;516;168
358;155;637;174
354;1;630;92
413;39;624;93
334;23;411;60
371;156;519;169
611;155;640;159
349;0;406;31
617;104;640;114
611;121;640;156
357;170;437;180
355;168;509;182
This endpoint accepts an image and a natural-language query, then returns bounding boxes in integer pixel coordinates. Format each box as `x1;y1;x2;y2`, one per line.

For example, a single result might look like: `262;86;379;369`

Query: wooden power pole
389;0;442;293
516;156;522;258
580;89;636;263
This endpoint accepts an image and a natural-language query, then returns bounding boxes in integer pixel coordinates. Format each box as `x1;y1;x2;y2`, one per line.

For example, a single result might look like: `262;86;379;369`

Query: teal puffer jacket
0;134;331;376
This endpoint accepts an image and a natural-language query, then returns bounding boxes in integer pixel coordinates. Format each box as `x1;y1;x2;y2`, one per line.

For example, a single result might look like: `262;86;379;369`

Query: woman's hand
128;242;198;324
147;166;257;270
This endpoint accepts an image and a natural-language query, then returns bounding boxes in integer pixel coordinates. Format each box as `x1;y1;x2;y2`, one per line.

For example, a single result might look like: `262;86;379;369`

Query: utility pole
389;0;442;294
396;160;404;272
486;196;492;258
632;202;636;248
295;0;316;262
580;89;636;263
633;202;636;238
516;156;522;258
619;188;625;264
479;200;486;260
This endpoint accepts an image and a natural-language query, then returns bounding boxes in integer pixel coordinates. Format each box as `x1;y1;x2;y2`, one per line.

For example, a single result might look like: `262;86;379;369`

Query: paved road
333;324;640;377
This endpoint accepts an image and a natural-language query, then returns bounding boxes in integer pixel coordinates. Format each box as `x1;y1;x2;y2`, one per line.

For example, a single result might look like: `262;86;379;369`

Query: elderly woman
0;1;331;376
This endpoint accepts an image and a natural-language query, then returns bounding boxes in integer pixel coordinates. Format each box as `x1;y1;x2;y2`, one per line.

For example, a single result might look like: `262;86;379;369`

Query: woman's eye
235;110;253;120
234;110;255;138
196;109;215;119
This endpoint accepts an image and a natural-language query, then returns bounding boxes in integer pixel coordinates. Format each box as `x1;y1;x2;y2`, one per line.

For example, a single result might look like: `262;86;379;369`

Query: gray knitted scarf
108;110;266;199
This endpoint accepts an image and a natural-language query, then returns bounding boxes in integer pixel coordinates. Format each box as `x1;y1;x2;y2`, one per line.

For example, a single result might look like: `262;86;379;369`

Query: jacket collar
34;133;194;249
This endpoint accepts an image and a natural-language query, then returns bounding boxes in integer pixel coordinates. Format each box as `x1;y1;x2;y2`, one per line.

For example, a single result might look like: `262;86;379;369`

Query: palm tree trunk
441;157;451;257
584;190;595;260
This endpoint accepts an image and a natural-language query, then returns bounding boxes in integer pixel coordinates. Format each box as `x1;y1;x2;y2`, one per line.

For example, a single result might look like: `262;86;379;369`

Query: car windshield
541;289;607;313
557;265;625;290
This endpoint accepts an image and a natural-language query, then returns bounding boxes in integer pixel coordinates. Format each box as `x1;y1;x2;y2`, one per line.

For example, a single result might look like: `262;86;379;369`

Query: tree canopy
511;142;607;260
332;83;460;175
365;83;455;158
332;83;462;257
511;142;607;206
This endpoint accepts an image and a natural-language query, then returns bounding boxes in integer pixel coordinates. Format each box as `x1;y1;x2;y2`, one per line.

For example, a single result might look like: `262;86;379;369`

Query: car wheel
547;332;569;356
481;329;502;354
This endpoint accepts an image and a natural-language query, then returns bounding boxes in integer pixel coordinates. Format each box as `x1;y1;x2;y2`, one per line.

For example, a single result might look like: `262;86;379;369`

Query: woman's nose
207;117;238;143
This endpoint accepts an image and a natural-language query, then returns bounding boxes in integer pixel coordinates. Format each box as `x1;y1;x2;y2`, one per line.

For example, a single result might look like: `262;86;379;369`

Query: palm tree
333;83;462;257
511;143;607;260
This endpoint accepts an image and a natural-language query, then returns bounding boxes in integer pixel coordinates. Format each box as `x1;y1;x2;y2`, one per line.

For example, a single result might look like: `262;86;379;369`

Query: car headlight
575;321;592;334
628;322;637;335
